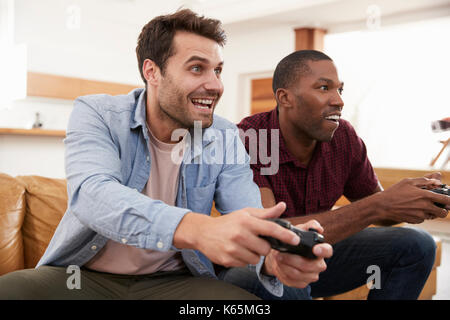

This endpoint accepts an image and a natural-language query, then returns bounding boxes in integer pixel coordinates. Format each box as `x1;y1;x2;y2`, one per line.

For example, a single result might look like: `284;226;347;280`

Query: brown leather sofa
0;173;441;299
0;174;67;273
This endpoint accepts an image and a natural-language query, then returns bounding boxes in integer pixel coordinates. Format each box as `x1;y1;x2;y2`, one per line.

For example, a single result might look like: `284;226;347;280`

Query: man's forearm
287;193;383;244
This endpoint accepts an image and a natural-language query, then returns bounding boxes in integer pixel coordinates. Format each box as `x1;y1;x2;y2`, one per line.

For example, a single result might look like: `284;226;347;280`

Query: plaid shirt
237;108;379;217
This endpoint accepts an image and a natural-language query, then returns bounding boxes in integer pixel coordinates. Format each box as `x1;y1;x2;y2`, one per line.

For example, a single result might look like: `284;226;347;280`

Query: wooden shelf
27;72;142;100
0;128;66;137
1;73;139;138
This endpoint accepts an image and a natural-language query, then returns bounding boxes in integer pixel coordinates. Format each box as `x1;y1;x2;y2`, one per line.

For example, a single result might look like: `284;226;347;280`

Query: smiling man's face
157;31;224;129
288;59;345;142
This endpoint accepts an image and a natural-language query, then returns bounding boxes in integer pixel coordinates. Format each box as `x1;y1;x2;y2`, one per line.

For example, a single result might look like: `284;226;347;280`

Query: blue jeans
218;227;436;300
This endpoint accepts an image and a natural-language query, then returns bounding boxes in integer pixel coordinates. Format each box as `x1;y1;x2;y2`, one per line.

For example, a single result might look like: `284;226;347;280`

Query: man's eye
319;85;328;91
214;67;222;75
338;88;344;95
191;66;201;72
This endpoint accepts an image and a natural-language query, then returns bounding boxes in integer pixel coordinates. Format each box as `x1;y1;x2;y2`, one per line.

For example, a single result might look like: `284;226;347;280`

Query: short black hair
272;50;332;94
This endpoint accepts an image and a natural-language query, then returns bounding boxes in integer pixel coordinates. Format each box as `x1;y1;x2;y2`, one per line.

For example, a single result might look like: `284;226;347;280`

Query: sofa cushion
17;175;67;268
0;173;26;275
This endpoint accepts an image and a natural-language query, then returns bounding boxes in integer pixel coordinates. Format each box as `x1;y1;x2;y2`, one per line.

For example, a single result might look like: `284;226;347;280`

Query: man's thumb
258;202;287;219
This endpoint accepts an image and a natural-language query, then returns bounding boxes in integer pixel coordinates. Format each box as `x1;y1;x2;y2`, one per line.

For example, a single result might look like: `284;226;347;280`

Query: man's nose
331;91;344;109
203;71;223;93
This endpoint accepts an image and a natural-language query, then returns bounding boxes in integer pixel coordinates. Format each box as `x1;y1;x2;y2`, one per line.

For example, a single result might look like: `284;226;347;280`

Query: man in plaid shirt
220;50;450;299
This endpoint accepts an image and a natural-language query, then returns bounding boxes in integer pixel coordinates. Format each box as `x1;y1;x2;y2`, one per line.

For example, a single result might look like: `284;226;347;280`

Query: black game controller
430;185;450;208
260;218;325;259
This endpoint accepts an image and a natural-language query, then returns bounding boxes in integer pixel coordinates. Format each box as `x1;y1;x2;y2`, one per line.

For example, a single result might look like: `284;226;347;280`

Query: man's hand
423;172;450;210
375;176;449;224
173;202;302;267
263;220;333;288
423;172;443;181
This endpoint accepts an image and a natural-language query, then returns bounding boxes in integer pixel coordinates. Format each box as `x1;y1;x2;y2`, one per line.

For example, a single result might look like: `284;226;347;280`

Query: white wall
0;97;72;178
14;0;143;84
0;135;66;178
217;24;295;122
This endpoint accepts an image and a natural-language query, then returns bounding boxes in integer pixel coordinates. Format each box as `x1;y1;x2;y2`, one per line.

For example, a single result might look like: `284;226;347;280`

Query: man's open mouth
191;98;214;110
324;114;340;123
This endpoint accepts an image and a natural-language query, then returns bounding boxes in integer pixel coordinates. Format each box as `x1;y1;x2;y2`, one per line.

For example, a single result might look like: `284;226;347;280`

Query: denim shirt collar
130;88;147;131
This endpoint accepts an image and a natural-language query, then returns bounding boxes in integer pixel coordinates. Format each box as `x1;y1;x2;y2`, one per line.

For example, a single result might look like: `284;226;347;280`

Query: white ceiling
221;0;450;27
93;0;450;33
8;0;450;86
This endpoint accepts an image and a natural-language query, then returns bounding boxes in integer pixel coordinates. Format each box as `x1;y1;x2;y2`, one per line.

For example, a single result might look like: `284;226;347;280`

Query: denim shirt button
157;241;163;249
121;238;128;244
91;245;97;250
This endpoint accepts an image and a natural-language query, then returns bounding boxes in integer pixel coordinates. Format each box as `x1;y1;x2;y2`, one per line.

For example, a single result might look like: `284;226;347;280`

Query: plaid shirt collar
269;108;324;168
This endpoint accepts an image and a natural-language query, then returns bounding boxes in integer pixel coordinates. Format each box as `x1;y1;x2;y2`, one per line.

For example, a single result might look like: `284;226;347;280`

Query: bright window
324;17;450;170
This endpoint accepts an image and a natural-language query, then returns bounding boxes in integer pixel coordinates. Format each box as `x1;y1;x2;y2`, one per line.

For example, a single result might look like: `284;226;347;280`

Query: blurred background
0;0;449;299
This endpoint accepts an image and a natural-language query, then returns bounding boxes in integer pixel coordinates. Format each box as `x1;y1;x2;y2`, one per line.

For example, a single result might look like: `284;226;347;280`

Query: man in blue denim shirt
0;9;332;299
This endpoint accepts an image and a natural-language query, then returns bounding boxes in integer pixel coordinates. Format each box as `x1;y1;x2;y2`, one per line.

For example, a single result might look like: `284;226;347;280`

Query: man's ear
142;59;161;86
275;88;293;109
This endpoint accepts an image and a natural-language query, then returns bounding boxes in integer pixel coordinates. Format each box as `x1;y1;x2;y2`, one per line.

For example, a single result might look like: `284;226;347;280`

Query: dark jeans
0;266;259;300
219;227;436;300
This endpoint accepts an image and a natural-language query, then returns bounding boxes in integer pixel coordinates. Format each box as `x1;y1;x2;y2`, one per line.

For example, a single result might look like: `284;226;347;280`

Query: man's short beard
293;94;333;142
159;104;193;128
158;102;213;130
157;74;215;130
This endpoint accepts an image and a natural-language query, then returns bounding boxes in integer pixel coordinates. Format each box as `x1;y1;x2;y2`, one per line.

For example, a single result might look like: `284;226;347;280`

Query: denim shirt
36;88;282;297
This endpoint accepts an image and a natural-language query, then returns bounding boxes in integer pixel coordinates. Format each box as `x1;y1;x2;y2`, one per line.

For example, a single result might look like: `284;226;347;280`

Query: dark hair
272;50;332;94
136;8;227;84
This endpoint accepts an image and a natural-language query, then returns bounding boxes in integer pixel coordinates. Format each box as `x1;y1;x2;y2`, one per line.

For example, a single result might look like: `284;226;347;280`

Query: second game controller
430;185;450;208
